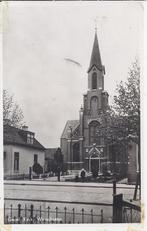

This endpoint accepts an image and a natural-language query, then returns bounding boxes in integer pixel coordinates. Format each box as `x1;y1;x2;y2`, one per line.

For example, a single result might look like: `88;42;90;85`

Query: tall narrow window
34;154;38;164
90;96;98;117
92;72;97;89
89;121;101;145
73;143;80;162
27;133;31;143
27;133;34;144
14;152;19;172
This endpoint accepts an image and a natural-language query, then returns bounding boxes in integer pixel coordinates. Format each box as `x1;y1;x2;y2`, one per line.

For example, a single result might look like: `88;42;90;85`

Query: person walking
80;168;86;182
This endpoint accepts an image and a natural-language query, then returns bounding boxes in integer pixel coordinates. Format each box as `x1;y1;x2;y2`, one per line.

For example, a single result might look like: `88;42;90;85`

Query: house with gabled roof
4;124;45;176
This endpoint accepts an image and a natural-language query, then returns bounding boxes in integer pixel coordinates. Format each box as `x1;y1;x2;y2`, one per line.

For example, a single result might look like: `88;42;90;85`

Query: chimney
22;125;28;131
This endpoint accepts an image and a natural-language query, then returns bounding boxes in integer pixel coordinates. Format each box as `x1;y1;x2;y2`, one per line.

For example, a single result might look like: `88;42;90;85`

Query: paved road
4;182;135;204
4;181;137;223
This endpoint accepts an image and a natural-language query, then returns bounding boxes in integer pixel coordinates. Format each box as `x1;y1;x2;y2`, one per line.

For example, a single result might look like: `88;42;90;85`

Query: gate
113;193;141;223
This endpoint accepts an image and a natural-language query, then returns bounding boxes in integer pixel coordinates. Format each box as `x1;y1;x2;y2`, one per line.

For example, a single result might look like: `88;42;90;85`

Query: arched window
92;72;97;89
89;121;101;145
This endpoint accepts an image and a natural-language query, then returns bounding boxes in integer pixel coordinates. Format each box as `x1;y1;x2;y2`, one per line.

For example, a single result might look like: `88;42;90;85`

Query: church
61;31;125;174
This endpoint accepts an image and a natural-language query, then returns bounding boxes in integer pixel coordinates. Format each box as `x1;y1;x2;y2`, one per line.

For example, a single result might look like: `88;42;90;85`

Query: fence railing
4;199;104;224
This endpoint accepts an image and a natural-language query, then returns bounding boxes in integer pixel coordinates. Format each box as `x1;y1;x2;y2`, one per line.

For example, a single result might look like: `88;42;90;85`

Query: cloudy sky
3;1;143;148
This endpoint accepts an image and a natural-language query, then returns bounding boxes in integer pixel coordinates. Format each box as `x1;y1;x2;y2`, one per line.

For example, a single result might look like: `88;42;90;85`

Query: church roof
88;32;102;73
61;120;79;139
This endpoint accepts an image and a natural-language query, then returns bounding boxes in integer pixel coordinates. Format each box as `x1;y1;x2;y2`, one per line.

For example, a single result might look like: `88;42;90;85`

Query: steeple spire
88;31;102;73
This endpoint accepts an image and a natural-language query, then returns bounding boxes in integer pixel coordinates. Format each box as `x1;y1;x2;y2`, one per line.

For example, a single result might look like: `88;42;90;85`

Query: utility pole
69;126;73;170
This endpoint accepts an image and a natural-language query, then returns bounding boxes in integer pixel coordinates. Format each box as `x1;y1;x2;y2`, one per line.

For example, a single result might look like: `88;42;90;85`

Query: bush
32;163;43;175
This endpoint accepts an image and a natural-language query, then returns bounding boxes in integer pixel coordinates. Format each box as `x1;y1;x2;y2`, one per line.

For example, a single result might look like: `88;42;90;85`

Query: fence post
40;205;42;223
81;208;84;223
25;204;27;224
18;204;21;224
113;193;123;223
91;209;93;223
64;207;67;224
55;207;58;224
30;204;34;224
100;209;103;223
72;208;75;223
10;204;13;219
47;206;50;224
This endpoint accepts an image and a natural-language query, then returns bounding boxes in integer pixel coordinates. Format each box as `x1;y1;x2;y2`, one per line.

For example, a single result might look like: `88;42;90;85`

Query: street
4;181;136;223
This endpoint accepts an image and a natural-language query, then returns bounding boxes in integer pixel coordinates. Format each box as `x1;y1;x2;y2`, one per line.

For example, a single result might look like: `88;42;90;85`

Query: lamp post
68;126;73;170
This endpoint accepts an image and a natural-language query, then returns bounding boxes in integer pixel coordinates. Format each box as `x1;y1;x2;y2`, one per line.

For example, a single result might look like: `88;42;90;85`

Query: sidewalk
4;179;135;189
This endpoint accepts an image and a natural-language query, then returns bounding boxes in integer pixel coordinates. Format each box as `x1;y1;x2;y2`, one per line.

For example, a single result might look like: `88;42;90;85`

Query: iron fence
4;200;104;224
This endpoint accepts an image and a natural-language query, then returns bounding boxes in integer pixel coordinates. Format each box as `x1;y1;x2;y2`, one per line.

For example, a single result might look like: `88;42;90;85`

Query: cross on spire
94;18;98;33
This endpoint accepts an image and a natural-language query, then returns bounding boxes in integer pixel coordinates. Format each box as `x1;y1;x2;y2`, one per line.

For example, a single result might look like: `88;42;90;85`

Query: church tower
79;30;109;172
61;30;109;173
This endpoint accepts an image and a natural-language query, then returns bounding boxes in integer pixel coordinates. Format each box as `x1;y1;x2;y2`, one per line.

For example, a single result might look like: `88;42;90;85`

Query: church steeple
88;31;102;73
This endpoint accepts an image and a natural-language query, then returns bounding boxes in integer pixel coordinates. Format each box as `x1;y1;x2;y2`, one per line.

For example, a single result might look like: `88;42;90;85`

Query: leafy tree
94;60;140;178
49;148;64;173
113;59;140;175
32;163;43;175
3;89;24;128
113;59;140;143
98;59;140;147
54;148;63;165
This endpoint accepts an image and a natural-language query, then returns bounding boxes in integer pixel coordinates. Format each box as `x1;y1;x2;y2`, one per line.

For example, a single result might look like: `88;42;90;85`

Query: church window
92;72;97;89
89;121;101;145
90;96;98;116
73;143;80;162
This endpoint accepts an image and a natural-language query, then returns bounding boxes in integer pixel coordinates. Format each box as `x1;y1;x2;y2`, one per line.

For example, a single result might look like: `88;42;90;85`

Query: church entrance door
91;158;99;173
88;146;102;174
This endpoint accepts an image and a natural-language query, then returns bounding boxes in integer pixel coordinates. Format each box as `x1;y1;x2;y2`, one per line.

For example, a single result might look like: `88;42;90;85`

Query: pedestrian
80;168;86;182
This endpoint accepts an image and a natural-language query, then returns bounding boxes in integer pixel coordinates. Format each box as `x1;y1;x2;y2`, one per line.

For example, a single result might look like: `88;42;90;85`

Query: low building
4;124;45;176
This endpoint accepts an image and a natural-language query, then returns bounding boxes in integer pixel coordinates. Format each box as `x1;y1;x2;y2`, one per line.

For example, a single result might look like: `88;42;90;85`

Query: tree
113;59;140;188
54;148;63;165
51;148;63;173
95;60;140;179
3;89;24;128
32;163;43;175
113;59;140;144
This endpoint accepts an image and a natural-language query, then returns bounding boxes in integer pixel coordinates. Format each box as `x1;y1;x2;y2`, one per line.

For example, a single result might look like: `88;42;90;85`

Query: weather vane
94;16;107;33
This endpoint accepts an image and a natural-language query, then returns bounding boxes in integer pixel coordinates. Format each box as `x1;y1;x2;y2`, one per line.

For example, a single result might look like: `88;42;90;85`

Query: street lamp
68;126;73;170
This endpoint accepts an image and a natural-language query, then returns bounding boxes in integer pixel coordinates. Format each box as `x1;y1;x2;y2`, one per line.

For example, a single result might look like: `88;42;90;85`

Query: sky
3;1;143;148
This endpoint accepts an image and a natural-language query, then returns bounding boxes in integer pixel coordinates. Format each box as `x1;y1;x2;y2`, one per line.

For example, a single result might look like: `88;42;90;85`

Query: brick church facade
61;31;127;174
